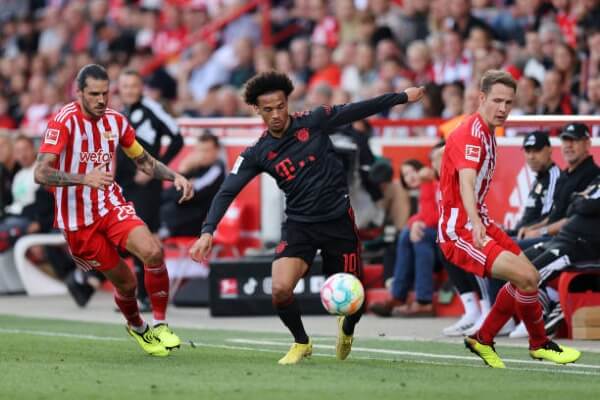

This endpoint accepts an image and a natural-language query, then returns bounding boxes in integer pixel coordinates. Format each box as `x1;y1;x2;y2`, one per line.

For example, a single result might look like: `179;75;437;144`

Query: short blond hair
480;70;517;94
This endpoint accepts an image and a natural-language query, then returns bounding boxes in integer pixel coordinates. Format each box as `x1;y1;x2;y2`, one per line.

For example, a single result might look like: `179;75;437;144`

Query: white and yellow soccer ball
320;273;365;316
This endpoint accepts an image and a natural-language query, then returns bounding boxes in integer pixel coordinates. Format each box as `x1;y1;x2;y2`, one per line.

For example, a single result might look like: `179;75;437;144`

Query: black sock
275;297;309;344
343;303;366;336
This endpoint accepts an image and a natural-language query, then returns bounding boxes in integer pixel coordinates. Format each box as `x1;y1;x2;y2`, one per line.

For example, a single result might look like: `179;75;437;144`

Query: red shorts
439;223;521;277
63;203;145;272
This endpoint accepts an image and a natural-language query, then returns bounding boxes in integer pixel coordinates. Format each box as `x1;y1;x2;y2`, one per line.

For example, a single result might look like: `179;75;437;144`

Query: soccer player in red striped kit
34;64;193;357
438;70;580;367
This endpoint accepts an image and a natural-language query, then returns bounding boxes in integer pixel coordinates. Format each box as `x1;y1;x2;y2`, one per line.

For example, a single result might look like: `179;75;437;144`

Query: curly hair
243;71;294;106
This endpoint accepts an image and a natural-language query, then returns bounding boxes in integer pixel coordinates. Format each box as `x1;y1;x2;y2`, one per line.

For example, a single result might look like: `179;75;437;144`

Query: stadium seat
13;233;67;296
0;249;24;293
557;265;600;339
212;201;245;258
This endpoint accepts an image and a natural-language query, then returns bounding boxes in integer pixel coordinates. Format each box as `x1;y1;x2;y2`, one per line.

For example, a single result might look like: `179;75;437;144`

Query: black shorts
274;208;362;279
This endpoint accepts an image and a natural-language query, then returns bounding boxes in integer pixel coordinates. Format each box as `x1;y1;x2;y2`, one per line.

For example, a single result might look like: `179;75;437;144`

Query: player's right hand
404;86;425;103
472;219;487;249
83;162;113;189
190;233;213;263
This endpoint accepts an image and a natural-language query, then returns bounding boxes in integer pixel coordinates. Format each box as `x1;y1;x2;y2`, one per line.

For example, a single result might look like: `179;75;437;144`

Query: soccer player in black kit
190;72;424;364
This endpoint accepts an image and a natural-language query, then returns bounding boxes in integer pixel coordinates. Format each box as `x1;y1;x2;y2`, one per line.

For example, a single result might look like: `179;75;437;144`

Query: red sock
515;288;548;349
114;291;144;327
144;263;169;322
477;283;516;344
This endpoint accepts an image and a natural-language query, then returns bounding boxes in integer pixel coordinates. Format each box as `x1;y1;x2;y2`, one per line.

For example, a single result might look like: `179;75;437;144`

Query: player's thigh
320;233;362;278
487;223;521;256
271;257;310;296
490;250;539;289
63;227;120;272
101;204;156;259
124;224;163;263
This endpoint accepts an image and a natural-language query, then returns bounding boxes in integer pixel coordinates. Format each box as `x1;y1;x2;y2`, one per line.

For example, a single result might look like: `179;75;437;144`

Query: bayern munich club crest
295;128;309;142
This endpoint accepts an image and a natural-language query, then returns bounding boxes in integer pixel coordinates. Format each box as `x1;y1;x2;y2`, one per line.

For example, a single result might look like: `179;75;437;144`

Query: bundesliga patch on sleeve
231;156;244;174
465;144;481;162
44;128;60;145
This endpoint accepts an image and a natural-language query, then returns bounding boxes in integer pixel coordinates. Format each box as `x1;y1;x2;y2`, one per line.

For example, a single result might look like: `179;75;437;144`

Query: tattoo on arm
133;150;176;181
34;153;85;186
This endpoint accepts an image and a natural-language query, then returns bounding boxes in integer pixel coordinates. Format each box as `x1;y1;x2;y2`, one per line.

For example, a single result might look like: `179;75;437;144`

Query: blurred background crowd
1;0;600;139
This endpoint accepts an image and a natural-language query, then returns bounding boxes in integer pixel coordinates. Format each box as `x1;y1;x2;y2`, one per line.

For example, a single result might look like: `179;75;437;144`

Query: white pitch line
227;338;600;371
2;328;599;377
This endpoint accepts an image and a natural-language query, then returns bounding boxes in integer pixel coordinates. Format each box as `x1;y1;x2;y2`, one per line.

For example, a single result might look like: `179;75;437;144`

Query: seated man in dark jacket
159;131;226;237
524;173;600;334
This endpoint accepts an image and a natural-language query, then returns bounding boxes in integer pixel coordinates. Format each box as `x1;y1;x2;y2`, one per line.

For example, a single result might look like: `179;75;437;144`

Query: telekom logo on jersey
79;150;113;164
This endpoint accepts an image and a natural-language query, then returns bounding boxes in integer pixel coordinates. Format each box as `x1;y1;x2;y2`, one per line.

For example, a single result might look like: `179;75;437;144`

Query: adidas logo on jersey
79;150;113;164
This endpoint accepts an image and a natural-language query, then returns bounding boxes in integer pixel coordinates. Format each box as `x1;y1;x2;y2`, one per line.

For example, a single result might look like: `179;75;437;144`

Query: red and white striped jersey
39;102;137;231
438;113;497;243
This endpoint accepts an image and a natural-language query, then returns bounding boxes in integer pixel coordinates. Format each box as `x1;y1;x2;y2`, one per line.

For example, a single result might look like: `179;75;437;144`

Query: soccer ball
320;273;365;316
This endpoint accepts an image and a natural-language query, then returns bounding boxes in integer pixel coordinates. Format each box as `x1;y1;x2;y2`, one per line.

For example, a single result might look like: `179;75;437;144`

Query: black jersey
201;92;409;235
560;174;600;242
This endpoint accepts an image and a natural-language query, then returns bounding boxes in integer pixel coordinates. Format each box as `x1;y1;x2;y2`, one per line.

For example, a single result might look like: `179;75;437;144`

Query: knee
138;243;164;266
514;266;540;292
271;281;294;306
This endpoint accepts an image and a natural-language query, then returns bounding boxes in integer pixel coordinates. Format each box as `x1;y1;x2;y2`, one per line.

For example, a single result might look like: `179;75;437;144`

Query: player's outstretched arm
34;153;113;188
126;143;194;203
316;87;425;130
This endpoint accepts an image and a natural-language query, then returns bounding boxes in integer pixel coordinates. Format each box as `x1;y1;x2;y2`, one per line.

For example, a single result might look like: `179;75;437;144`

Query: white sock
479;298;491;315
132;321;148;334
460;292;479;317
153;319;167;327
547;287;559;302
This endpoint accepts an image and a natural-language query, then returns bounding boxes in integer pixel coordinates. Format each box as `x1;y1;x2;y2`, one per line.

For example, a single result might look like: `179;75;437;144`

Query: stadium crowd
0;0;600;137
1;0;600;340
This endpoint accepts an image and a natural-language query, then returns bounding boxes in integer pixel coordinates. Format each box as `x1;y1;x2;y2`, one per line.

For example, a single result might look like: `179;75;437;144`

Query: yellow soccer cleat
529;340;581;364
278;340;313;365
153;324;182;350
336;316;353;360
464;336;505;368
126;325;169;357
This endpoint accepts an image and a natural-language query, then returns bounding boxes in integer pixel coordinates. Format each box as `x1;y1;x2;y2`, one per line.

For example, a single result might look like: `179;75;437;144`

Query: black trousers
525;235;600;287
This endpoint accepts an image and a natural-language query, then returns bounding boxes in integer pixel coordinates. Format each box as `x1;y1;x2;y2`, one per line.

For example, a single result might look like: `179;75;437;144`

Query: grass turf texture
1;314;600;400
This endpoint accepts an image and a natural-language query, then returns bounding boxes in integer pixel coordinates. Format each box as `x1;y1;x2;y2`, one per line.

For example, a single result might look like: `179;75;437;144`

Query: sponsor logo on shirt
44;128;60;145
465;144;481;162
79;150;113;164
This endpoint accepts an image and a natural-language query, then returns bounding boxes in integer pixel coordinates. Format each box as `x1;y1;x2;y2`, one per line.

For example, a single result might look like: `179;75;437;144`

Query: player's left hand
174;174;194;203
404;86;425;103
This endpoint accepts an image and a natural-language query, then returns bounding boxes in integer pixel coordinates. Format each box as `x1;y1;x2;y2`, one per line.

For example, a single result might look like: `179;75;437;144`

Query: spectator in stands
308;44;341;89
340;42;378;100
520;123;600;241
433;30;472;85
228;38;255;89
509;131;561;238
114;68;184;311
0;136;40;252
539;69;577;115
370;146;443;317
579;77;600;137
523;173;600;335
514;76;541;116
447;0;494;39
441;81;465;118
553;42;581;98
363;158;411;280
405;40;434;86
0;95;16;129
0;134;20;220
160;131;225;238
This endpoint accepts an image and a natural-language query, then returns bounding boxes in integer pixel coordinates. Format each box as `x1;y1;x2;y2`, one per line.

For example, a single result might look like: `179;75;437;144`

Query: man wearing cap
508;131;561;240
519;123;600;240
509;123;600;338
